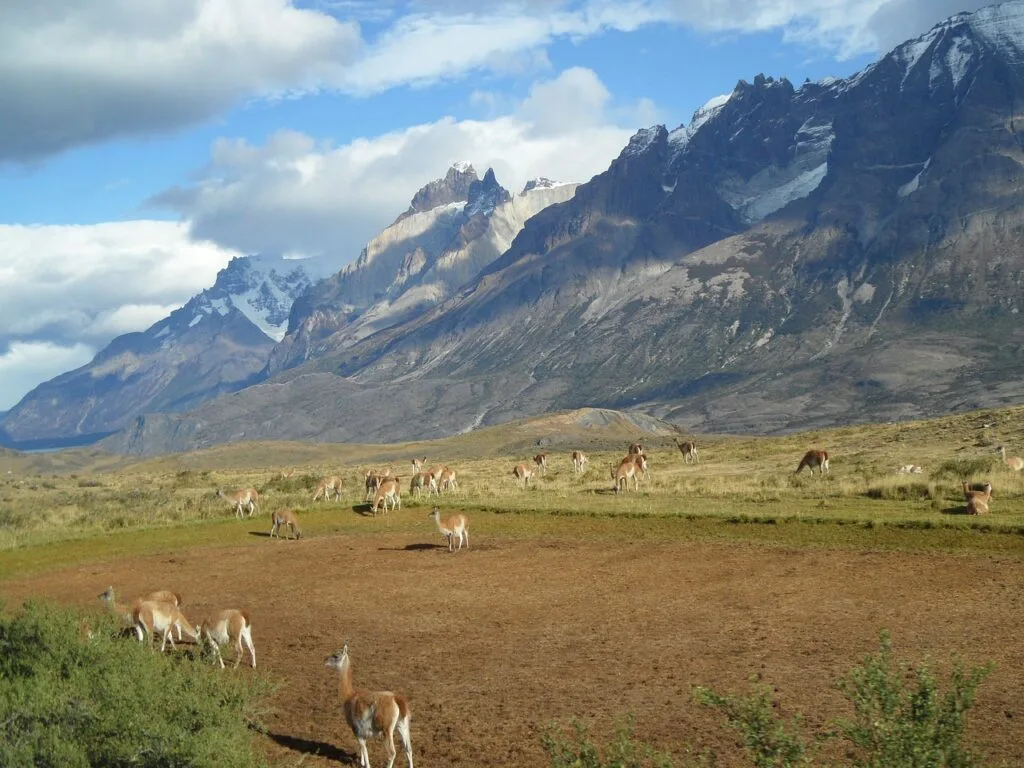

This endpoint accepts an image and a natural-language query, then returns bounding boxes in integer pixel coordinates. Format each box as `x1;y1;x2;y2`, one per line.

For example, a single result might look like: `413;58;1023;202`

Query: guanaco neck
337;659;355;701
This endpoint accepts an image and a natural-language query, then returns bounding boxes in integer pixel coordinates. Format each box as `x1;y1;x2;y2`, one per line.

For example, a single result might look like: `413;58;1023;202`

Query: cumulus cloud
151;68;643;259
2;0;981;164
0;0;360;162
0;221;241;408
0;342;97;411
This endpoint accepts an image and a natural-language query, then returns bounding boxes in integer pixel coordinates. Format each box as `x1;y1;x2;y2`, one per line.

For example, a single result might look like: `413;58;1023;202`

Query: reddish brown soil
3;533;1023;766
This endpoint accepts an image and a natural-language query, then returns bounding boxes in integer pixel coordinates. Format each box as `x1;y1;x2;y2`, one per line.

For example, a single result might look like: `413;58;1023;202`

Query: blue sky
0;0;995;410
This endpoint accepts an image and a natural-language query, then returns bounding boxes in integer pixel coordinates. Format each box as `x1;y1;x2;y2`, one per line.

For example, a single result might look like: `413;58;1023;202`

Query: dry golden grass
2;404;1024;563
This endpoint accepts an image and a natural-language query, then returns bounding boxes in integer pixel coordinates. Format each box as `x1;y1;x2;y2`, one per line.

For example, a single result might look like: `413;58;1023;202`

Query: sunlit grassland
2;404;1024;579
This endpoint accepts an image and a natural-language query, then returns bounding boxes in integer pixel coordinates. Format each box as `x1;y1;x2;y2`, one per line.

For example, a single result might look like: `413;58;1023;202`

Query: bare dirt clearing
3;528;1023;766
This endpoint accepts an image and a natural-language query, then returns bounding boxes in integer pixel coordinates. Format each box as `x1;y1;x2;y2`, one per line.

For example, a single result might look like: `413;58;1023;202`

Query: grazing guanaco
533;453;548;476
313;476;343;502
325;645;413;768
512;463;534;488
409;472;438;497
795;450;830;475
963;481;993;515
411;457;427;473
429;507;469;553
571;450;588;474
438;467;458;493
132;600;198;652
997;446;1024;472
364;470;383;501
217;487;260;518
674;438;699;464
198;609;256;669
372;478;401;515
270;509;303;539
101;586;186;639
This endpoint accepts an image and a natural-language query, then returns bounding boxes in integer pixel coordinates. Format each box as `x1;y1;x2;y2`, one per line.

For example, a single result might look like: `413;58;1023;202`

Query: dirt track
3;530;1023;766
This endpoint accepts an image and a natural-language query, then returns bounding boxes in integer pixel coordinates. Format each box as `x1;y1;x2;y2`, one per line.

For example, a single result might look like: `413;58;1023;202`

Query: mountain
267;166;577;373
98;2;1024;453
0;254;330;445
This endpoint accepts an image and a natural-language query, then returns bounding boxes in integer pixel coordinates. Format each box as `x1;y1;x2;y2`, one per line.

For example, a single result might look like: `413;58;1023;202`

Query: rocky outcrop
267;166;577;372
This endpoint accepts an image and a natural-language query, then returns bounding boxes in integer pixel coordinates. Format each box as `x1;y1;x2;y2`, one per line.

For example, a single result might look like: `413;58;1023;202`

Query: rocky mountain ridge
99;1;1024;454
0;253;330;445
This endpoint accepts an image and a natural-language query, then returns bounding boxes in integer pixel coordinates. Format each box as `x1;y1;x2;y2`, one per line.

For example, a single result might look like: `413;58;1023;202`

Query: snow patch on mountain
718;118;833;224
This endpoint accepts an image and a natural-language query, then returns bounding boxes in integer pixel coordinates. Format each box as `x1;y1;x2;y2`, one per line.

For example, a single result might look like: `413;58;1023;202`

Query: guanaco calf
512;463;534;488
313;476;343;502
325;645;413;768
572;450;588;474
795;450;830;475
199;609;256;669
533;453;548;476
270;509;303;539
429;507;469;553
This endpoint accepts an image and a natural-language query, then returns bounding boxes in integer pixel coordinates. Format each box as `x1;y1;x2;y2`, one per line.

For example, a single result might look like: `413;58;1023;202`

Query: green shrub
542;714;677;768
837;630;992;768
0;601;273;768
693;682;811;768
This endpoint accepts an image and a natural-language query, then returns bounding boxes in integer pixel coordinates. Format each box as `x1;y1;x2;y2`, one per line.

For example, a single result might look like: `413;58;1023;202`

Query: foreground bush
0;601;273;768
545;632;992;768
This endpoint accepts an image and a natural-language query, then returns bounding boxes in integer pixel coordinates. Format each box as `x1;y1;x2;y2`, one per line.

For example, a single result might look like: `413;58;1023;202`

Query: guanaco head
324;645;350;669
428;507;440;520
98;586;115;603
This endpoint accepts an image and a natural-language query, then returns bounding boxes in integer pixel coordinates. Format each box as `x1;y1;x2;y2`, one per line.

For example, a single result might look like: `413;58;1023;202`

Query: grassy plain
3;406;1024;765
2;405;1024;571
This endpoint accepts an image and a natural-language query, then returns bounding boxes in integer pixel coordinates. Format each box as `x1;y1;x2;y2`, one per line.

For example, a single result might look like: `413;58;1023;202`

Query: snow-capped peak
451;160;475;173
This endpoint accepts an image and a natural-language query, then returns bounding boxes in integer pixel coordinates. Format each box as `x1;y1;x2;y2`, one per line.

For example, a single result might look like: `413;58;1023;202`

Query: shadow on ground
266;732;356;765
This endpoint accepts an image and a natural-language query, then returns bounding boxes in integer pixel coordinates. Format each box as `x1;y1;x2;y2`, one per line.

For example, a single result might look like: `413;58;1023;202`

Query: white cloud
661;0;993;59
0;342;96;411
0;221;241;408
0;0;360;162
152;68;643;260
2;0;982;164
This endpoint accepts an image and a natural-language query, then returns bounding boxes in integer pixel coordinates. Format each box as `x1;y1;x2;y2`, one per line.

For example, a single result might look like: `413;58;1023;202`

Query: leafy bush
0;601;273;768
549;633;992;768
837;630;992;768
542;714;677;768
693;682;811;768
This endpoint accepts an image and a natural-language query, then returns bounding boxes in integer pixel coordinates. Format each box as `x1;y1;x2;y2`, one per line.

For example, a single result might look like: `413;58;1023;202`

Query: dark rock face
397;163;478;222
89;4;1024;453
